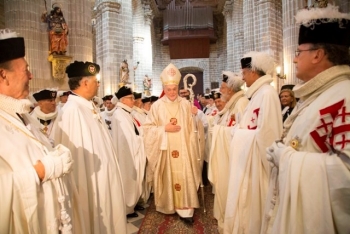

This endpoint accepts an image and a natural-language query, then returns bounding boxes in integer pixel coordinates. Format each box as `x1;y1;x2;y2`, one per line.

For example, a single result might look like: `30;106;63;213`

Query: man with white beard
208;72;248;232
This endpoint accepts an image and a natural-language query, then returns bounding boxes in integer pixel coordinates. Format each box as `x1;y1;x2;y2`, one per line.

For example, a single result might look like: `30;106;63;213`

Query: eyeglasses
124;96;135;100
295;48;318;57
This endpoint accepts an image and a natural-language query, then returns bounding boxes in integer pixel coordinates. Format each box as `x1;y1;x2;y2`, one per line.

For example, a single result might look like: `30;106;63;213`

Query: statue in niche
41;3;68;55
143;75;152;96
119;60;130;85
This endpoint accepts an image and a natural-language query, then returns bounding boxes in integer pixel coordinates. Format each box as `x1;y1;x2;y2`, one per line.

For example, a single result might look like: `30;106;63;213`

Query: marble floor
126;204;149;234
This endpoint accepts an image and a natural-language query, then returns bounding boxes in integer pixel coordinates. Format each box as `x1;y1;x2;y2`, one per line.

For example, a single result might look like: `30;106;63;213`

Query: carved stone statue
143;75;152;96
41;4;68;55
119;60;130;85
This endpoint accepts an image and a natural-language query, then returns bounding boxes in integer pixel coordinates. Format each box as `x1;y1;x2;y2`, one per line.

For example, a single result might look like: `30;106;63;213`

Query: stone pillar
282;0;304;88
222;0;233;70
254;0;283;89
243;0;255;52
95;0;133;96
232;0;243;72
67;0;94;62
132;0;153;95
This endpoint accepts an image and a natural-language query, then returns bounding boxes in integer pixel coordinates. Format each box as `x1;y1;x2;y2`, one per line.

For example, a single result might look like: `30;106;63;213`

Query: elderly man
208;72;248;231
111;86;146;218
31;89;58;144
141;96;151;114
100;94;116;132
54;61;127;234
143;63;201;224
0;29;81;233
224;52;283;234
263;4;350;234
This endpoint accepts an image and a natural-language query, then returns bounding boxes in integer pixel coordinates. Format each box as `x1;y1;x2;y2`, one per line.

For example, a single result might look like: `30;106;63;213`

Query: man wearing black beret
54;60;127;233
111;86;147;219
31;89;58;142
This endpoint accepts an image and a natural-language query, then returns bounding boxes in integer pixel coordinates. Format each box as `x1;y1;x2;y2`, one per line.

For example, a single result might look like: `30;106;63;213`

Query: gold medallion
289;136;301;151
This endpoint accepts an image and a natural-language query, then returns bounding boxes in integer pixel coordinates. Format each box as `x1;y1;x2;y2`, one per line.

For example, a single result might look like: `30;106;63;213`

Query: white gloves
40;144;74;182
266;141;294;168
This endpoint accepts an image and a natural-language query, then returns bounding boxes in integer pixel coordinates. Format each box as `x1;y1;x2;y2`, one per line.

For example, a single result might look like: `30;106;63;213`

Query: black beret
102;95;113;101
65;61;100;78
115;86;133;99
298;20;350;46
150;96;159;102
241;57;252;69
222;74;228;83
204;94;210;99
33;89;57;101
213;92;221;100
133;92;142;99
142;96;151;103
0;37;25;63
280;84;295;91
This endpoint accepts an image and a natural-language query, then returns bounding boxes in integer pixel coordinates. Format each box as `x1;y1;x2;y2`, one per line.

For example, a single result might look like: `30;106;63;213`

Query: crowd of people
1;3;349;234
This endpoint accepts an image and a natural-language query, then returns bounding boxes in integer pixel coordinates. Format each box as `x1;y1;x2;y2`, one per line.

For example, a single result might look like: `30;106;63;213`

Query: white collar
33;106;58;121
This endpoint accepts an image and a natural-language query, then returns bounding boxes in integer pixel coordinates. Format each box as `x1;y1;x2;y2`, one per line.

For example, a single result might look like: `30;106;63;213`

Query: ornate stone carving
142;0;154;24
48;54;72;81
95;1;121;17
222;0;233;16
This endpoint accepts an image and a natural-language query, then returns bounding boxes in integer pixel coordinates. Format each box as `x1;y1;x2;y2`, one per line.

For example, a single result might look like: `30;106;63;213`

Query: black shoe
126;212;138;218
135;205;145;211
180;217;194;225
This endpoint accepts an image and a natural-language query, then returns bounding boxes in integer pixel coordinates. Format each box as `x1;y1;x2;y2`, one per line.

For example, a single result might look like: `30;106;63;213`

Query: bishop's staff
183;74;206;213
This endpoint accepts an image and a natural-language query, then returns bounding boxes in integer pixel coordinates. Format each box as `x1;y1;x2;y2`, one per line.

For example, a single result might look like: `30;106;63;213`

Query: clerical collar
104;106;117;116
33;106;58;121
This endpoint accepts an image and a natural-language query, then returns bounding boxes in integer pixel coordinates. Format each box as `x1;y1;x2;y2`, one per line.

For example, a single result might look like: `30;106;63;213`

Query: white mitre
160;63;181;86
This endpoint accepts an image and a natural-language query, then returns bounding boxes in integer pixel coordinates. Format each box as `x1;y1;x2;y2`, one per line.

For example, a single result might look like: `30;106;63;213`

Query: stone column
132;0;153;95
254;0;283;89
282;0;304;87
95;0;133;96
243;0;255;52
222;0;233;71
232;0;243;72
67;0;94;62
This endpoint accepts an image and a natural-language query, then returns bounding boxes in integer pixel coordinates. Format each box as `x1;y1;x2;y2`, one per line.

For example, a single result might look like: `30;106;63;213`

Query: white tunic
0;94;84;234
112;102;146;214
224;76;283;234
54;94;127;234
264;65;350;234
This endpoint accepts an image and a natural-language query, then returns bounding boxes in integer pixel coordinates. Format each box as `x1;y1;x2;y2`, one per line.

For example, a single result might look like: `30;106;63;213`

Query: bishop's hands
266;141;295;168
191;106;198;115
35;144;74;182
165;122;181;132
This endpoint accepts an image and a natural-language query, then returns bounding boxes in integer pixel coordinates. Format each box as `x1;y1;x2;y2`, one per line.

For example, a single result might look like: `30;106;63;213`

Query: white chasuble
54;95;127;234
143;96;200;214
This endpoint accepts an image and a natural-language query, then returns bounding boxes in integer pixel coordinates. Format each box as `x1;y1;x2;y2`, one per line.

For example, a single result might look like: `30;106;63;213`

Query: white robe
0;95;84;234
224;76;283;234
54;94;127;234
112;102;146;214
143;96;200;216
264;66;350;234
208;91;248;230
132;106;147;124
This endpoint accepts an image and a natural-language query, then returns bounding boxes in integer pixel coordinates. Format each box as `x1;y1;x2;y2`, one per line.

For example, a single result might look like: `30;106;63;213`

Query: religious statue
119;60;130;86
41;3;68;55
143;75;152;96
